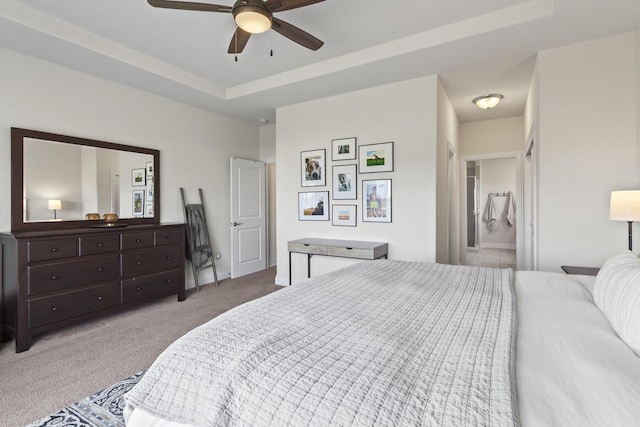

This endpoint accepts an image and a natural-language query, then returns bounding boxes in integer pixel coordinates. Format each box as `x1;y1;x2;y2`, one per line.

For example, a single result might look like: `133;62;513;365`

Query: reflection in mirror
23;138;154;222
11;127;159;232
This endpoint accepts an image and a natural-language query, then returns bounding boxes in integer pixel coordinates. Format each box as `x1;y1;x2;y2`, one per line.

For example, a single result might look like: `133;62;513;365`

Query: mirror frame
11;127;160;232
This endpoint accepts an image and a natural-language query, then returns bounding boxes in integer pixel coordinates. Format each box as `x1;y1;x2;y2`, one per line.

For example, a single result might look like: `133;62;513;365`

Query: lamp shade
48;199;62;210
234;8;271;34
610;191;640;221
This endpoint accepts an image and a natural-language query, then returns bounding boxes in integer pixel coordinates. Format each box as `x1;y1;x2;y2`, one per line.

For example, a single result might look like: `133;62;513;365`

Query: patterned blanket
124;260;519;426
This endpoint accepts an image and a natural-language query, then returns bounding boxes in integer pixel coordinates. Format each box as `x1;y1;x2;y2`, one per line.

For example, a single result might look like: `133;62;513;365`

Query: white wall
0;46;260;286
276;76;439;285
459;116;524;156
536;32;638;271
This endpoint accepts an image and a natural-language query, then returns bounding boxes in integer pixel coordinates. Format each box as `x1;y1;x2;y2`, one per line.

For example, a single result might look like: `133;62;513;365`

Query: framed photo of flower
298;191;329;221
301;149;326;187
332;164;357;200
331;137;357;161
332;205;357;227
359;142;394;173
363;179;392;222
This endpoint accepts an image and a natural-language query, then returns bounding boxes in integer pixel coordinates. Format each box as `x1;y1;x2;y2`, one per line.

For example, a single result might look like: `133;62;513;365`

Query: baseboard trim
481;243;516;250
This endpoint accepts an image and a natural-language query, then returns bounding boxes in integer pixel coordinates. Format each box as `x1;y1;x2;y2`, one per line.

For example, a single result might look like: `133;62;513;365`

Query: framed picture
145;202;154;217
331;137;357;161
363;179;392;222
132;190;145;217
332;205;357;227
301;149;326;187
146;161;154;177
332;164;357;200
298;191;329;221
359;142;394;173
131;168;146;186
146;180;154;201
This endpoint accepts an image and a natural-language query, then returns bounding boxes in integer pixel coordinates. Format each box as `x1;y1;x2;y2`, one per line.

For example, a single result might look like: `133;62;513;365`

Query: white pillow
593;251;640;356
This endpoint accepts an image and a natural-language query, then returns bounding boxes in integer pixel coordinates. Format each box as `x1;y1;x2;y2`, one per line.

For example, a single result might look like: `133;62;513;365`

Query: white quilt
124;260;518;426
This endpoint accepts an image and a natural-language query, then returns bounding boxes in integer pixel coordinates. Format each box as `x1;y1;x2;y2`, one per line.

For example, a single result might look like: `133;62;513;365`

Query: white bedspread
515;271;640;427
124;261;518;426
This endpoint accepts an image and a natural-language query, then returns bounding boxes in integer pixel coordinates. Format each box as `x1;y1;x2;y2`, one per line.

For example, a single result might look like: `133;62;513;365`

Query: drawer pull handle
166;256;172;260
51;306;58;312
136;261;142;265
97;296;103;301
51;248;58;252
50;275;58;280
346;247;353;250
167;279;173;283
135;239;141;243
97;267;104;272
304;244;309;246
136;287;141;292
98;243;104;247
165;235;172;240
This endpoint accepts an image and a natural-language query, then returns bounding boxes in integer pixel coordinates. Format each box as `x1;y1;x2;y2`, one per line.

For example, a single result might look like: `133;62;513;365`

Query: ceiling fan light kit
147;0;324;55
233;1;272;34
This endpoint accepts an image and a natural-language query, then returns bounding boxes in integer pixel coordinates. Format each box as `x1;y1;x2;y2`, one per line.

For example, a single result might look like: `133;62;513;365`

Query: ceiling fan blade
265;0;324;12
147;0;232;13
271;17;323;50
228;27;251;54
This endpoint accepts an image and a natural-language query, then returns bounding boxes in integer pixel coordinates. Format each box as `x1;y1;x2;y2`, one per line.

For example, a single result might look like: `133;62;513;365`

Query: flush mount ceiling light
233;0;272;34
472;94;504;110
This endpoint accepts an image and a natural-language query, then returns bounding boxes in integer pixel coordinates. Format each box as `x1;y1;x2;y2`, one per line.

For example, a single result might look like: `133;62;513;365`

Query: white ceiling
1;0;639;125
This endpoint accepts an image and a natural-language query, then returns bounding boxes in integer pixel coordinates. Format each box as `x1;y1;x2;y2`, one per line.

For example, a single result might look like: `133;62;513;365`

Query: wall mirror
11;127;160;232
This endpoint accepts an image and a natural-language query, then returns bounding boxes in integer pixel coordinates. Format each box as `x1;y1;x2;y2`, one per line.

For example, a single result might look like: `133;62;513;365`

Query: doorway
460;152;523;269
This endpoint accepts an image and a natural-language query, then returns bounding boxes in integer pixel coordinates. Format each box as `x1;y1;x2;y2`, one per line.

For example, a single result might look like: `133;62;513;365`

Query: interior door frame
524;123;538;270
459;151;524;269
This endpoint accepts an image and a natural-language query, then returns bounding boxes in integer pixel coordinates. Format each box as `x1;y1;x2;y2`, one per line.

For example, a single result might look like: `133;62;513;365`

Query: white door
230;158;267;278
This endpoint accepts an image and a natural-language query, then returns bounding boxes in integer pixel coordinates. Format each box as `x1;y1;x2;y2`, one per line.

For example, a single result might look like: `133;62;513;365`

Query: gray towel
486;194;497;230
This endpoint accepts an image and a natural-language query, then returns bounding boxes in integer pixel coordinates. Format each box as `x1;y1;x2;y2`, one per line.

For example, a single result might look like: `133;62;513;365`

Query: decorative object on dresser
0;224;186;352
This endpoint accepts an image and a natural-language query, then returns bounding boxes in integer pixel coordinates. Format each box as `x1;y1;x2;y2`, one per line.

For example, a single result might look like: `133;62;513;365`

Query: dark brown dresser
0;223;186;352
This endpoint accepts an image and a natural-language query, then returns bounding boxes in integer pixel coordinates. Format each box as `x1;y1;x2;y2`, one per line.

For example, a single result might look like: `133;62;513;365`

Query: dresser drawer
155;227;183;246
28;255;119;296
80;234;120;256
121;247;183;278
122;269;182;304
121;231;154;251
28;282;119;329
28;238;78;262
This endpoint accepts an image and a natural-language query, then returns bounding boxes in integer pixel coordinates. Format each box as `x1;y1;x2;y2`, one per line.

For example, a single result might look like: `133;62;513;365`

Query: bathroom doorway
460;152;523;269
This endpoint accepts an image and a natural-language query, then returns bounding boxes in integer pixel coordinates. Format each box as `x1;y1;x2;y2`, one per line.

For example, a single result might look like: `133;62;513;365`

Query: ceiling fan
147;0;325;54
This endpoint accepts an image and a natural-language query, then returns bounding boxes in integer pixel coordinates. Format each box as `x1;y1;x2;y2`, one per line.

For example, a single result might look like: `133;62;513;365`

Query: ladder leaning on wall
180;188;219;290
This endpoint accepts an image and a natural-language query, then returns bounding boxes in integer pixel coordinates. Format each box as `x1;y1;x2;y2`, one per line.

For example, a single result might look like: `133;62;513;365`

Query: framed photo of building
363;179;392;222
332;164;357;200
301;149;326;187
298;191;329;221
332;205;357;227
359;142;394;173
331;137;357;161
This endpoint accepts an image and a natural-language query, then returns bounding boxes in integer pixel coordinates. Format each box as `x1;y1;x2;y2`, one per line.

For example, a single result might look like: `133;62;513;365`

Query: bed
123;256;640;426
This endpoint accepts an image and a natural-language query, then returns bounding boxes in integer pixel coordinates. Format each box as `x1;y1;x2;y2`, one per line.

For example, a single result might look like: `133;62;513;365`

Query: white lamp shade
48;199;62;210
610;191;640;221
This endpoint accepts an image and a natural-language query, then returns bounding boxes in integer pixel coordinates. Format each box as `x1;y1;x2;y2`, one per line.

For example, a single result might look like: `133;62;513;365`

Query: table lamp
610;190;640;251
48;199;61;220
